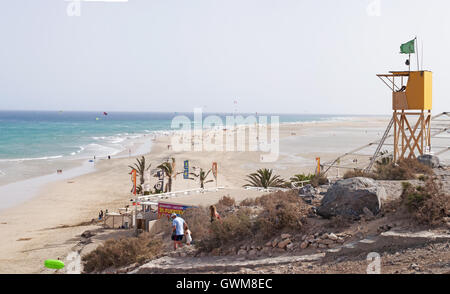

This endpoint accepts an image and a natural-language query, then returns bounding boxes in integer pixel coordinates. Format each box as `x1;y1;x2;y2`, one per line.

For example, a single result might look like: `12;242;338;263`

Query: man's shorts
172;234;184;241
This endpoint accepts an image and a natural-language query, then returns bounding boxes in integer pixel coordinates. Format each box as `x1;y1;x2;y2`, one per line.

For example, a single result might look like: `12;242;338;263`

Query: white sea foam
0;155;64;162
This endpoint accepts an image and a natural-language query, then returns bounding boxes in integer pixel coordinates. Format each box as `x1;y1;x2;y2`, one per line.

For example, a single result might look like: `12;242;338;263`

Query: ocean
0;111;350;187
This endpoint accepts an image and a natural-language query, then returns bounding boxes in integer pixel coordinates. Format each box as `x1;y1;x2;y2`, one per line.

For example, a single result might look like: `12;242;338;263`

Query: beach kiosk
376;70;432;162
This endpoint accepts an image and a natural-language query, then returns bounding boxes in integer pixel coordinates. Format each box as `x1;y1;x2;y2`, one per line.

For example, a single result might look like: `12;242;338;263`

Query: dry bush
254;191;311;239
255;199;307;239
401;178;450;226
343;169;374;179
215;196;237;217
197;191;311;251
310;173;329;187
82;233;163;273
374;158;433;180
218;196;236;207
182;207;211;241
239;197;257;207
197;208;253;252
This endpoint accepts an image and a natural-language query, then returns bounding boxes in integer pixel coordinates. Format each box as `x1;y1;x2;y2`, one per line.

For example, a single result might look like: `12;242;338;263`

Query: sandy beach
0;116;394;273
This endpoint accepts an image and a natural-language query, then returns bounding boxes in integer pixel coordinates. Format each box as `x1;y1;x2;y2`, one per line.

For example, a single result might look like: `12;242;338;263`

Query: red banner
157;202;193;218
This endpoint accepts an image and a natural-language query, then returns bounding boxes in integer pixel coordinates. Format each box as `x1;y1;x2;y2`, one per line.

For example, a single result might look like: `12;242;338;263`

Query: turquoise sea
0;111;349;162
0;111;355;189
0;110;364;210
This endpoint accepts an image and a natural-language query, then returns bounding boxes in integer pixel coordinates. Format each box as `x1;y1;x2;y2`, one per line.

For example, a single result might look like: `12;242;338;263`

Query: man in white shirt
171;213;187;250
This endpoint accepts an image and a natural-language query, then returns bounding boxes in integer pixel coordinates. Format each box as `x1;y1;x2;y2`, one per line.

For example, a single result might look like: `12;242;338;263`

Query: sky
0;0;449;115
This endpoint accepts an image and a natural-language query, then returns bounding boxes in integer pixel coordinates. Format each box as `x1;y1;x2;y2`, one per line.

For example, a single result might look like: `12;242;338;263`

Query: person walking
171;213;187;250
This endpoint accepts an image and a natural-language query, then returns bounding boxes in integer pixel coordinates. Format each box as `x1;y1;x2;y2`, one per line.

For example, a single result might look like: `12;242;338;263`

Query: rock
317;177;386;219
271;239;278;248
281;234;292;240
265;241;272;247
301;235;307;241
336;237;345;243
318;244;327;249
300;241;309;249
81;230;95;238
278;239;291;249
328;233;338;241
237;249;247;256
363;207;375;219
79;237;92;245
248;249;258;256
299;184;317;197
377;224;392;233
321;233;329;239
286;243;295;251
261;247;270;255
319;239;335;245
417;154;440;168
409;263;420;271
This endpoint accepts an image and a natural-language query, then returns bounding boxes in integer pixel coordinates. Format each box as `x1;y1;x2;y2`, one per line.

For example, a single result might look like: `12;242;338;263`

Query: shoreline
0;115;386;211
0;116;392;273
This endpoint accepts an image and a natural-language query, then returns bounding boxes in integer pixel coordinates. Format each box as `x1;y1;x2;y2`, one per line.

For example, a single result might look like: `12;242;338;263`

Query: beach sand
0;116;391;273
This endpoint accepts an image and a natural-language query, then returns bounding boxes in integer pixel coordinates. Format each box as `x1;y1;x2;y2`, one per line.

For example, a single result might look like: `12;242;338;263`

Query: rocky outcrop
298;184;317;197
317;177;387;219
417;154;440;168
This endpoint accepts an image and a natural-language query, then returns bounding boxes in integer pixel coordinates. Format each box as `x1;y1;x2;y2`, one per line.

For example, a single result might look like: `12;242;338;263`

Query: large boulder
417;154;440;168
317;177;387;219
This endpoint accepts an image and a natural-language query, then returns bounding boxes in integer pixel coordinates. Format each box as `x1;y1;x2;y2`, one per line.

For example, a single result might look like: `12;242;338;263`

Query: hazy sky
0;0;449;114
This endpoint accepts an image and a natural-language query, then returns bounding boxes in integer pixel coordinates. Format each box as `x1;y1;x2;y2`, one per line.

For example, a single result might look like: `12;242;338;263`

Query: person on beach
171;213;187;250
98;210;103;220
209;205;220;223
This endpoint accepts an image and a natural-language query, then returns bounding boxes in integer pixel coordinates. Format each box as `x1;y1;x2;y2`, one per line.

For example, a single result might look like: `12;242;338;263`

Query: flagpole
408;53;411;72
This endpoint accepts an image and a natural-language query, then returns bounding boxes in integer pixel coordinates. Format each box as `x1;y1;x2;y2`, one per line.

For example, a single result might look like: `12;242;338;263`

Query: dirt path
126;229;449;274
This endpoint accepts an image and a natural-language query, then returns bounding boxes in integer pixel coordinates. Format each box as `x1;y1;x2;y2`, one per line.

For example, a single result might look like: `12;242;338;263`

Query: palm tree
129;156;151;187
157;157;177;192
189;168;214;189
290;173;314;187
243;168;287;189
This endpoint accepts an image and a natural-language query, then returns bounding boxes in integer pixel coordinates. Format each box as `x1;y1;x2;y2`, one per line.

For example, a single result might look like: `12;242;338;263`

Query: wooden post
393;112;398;163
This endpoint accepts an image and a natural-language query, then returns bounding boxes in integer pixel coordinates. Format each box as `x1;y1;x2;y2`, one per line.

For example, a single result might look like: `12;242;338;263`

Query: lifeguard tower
373;70;432;165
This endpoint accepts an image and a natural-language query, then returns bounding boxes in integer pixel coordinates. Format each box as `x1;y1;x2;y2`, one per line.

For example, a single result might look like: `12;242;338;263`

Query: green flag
400;39;415;54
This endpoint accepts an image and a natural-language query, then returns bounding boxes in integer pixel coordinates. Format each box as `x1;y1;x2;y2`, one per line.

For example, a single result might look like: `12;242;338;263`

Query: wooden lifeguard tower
375;70;432;163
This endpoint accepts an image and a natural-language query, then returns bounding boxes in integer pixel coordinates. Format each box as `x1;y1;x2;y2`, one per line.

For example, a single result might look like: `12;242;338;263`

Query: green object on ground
400;39;415;54
44;259;65;270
